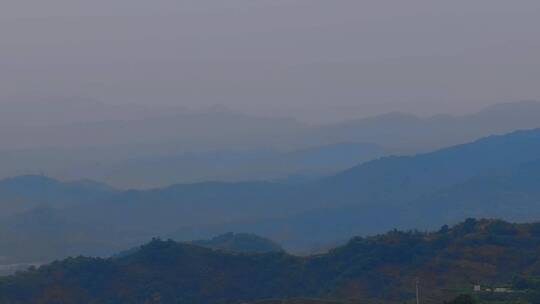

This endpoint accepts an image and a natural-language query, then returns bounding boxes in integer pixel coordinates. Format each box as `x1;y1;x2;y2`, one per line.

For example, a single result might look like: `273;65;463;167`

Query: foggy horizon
2;0;540;124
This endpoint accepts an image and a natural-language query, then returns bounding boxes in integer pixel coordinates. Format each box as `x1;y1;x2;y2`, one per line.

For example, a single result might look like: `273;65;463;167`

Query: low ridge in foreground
3;219;540;304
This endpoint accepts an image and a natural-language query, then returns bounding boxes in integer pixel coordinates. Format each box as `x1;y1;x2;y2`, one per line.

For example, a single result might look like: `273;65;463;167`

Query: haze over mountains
173;127;540;250
2;125;540;265
3;1;540;302
3;1;540;117
1;101;540;188
0;104;539;301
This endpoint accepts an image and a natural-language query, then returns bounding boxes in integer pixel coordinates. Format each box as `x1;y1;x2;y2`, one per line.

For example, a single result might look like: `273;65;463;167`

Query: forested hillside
3;219;540;304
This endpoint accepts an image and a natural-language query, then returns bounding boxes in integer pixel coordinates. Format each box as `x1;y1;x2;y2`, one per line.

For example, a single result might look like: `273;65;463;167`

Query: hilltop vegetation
113;233;284;258
191;232;284;254
3;219;540;303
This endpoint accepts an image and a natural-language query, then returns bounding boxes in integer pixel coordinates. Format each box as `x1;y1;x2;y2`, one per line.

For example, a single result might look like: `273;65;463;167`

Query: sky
1;0;540;123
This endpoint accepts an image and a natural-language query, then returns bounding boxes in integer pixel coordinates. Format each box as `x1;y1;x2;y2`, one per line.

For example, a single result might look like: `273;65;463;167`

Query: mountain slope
4;128;540;263
315;100;540;152
79;142;387;188
0;175;117;218
409;158;540;227
173;128;540;251
0;206;137;265
319;128;540;205
3;101;540;188
2;220;540;304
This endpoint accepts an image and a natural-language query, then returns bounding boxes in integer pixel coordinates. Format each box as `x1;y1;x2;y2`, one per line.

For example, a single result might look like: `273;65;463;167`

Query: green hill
3;219;540;304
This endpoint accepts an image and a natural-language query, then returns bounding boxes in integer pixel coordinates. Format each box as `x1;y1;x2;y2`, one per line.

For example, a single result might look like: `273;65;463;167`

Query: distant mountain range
2;100;540;187
77;142;388;188
2;219;540;304
0;175;116;218
2;127;540;262
312;100;540;152
173;127;540;251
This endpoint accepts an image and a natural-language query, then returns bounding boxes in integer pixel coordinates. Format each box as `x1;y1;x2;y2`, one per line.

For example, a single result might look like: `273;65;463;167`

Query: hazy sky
2;0;540;122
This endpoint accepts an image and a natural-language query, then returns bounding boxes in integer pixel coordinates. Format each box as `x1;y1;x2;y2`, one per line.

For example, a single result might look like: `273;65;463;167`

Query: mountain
255;142;387;180
191;233;284;254
74;142;387;188
0;110;308;188
172;128;540;251
3;128;540;263
320;127;540;203
0;175;117;218
3;220;540;304
314;100;540;152
1;179;297;265
0;206;135;265
2;101;540;188
267;153;540;250
409;158;540;227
